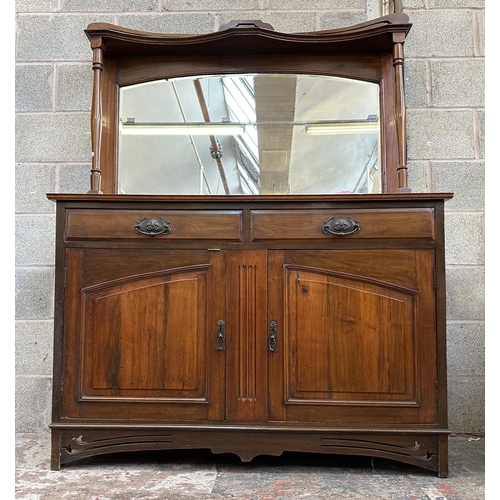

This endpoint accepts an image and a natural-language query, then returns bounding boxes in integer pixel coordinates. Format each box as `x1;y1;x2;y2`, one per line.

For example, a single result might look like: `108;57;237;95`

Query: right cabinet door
268;249;438;425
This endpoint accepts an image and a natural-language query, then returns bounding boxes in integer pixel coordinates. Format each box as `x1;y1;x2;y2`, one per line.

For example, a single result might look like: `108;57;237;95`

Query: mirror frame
85;15;412;195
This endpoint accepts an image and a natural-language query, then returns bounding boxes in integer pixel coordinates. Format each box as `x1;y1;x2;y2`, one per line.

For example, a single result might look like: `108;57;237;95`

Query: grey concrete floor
15;431;484;499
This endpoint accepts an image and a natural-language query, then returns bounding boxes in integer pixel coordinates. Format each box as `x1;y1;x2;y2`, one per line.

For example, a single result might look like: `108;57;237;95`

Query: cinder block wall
403;0;485;434
15;0;485;434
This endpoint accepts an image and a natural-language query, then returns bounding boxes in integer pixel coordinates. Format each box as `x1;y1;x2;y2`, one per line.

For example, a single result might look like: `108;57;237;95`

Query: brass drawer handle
323;216;360;236
134;217;171;236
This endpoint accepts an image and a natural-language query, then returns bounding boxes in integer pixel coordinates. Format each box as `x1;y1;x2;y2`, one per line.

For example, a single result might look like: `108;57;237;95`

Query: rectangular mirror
118;74;381;195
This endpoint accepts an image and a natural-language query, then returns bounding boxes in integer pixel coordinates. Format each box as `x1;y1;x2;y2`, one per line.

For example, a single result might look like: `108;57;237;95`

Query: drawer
65;209;243;241
251;208;435;241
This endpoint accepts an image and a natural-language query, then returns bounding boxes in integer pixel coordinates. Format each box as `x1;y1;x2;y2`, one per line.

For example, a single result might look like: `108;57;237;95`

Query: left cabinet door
60;247;225;422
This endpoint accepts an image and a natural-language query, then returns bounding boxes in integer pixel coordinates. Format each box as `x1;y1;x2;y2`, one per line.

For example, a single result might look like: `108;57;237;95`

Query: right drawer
251;208;435;241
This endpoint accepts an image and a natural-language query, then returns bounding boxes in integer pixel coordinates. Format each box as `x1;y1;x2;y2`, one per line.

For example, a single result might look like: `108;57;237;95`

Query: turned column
393;32;411;193
88;39;104;194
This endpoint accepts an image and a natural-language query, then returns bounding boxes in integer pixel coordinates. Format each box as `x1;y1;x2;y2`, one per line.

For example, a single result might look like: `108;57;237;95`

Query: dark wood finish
60;247;224;421
393;35;409;192
48;15;453;478
65;209;243;240
83;14;412;194
269;249;436;425
49;194;452;477
88;42;103;194
251;208;435;241
225;250;269;421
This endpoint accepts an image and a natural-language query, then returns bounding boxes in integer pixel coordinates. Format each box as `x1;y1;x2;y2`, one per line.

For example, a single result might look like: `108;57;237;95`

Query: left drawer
65;209;243;241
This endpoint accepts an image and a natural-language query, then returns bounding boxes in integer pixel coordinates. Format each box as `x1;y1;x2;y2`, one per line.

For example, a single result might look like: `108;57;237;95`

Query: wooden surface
66;209;243;240
82;14;412;194
48;14;454;477
50;195;450;476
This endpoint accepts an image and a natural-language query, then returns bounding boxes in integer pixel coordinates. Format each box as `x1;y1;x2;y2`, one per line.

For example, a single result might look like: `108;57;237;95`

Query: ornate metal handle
135;217;171;236
268;321;278;352
216;319;225;351
323;216;360;236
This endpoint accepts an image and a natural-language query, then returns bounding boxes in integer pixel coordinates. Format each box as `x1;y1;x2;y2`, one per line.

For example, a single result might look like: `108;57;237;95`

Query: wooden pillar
393;33;411;193
88;39;104;194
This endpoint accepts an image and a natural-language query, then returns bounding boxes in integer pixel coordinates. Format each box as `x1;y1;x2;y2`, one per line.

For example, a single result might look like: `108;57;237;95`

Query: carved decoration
323;216;360;236
56;429;437;472
238;264;258;400
134;217;171;236
59;431;174;465
321;436;437;470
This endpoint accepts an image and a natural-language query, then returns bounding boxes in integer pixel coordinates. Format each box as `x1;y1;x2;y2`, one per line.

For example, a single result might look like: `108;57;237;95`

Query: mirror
118;74;381;195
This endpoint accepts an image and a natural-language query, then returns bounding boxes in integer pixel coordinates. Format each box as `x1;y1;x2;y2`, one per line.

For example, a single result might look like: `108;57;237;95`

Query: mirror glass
118;74;381;195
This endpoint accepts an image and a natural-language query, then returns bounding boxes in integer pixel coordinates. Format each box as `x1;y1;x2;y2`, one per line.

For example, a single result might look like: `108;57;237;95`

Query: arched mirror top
85;14;412;195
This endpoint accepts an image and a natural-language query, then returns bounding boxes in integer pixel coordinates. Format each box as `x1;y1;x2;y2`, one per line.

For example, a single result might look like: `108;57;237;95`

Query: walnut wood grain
65;209;243;240
251;208;435;241
267;248;437;426
61;248;224;421
50;195;449;475
48;14;452;478
225;250;268;421
88;43;103;194
393;35;409;192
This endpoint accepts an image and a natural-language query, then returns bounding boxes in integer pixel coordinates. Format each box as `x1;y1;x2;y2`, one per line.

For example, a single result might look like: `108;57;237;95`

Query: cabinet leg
50;430;62;471
437;434;449;478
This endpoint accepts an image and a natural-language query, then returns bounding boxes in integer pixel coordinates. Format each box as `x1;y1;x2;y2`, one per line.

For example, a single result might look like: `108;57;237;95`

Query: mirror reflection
118;74;381;195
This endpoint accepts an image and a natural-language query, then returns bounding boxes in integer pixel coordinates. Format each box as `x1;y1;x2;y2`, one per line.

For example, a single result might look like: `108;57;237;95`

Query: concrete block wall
15;0;485;434
403;0;485;434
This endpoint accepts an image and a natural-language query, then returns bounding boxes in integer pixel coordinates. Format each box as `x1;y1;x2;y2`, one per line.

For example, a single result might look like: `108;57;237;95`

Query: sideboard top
47;193;453;203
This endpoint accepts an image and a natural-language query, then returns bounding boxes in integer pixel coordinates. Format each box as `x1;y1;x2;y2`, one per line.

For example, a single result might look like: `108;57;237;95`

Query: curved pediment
85;14;411;56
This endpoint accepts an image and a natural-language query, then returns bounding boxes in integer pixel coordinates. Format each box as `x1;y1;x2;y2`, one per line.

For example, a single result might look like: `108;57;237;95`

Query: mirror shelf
85;14;412;195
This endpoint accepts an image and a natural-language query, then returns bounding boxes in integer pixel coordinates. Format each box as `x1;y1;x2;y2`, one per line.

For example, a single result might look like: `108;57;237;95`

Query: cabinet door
61;248;225;421
268;249;437;425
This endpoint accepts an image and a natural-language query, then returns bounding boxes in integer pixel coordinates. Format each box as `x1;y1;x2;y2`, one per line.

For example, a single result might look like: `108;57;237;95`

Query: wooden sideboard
48;14;452;476
48;193;451;476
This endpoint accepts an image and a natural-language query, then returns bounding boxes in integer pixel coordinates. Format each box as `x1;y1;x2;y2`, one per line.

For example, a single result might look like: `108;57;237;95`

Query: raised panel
287;268;414;400
84;269;207;398
61;248;224;421
268;249;438;425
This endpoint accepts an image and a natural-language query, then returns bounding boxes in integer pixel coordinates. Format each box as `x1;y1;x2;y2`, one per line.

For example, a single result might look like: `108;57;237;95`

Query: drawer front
66;209;243;241
251;209;435;241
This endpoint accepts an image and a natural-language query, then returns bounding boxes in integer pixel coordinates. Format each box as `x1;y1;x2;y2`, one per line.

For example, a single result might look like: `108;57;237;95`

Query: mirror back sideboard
48;15;452;477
